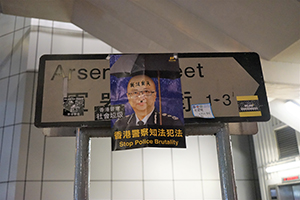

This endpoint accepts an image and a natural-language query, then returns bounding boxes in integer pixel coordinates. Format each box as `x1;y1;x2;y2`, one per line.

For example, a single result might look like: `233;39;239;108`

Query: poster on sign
110;54;186;151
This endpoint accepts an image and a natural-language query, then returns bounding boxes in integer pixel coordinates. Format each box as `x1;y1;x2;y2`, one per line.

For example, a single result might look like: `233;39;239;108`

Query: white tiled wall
143;148;173;180
173;137;202;180
43;137;76;181
0;14;260;200
90;138;111;180
0;78;9;125
90;181;111;200
144;181;173;199
4;75;19;126
174;180;203;199
199;136;220;180
0;33;13;79
0;126;14;182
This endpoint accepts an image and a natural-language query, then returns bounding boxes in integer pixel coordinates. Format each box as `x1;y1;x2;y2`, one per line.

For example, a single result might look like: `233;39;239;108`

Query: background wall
0;13;31;200
254;116;300;200
0;14;260;200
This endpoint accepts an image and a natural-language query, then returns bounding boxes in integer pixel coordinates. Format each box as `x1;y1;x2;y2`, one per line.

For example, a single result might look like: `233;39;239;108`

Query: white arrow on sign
179;57;259;118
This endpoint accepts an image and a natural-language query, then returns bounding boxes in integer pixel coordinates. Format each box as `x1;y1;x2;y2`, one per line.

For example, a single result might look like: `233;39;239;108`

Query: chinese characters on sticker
94;104;125;121
192;103;215;118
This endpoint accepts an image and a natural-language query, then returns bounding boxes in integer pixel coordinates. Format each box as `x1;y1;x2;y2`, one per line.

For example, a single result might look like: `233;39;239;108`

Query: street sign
35;52;270;128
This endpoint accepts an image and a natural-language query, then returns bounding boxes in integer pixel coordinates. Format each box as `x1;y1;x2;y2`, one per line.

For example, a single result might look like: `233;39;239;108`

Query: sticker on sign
192;103;214;118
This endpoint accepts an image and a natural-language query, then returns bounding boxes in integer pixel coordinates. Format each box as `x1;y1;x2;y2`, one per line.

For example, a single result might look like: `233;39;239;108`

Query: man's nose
137;91;146;98
138;93;146;98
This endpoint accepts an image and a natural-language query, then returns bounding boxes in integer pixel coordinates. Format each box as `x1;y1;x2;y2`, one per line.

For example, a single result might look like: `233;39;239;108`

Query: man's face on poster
127;75;157;115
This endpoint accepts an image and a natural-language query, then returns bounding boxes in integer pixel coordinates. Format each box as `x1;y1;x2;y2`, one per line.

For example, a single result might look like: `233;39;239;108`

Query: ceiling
1;0;300;102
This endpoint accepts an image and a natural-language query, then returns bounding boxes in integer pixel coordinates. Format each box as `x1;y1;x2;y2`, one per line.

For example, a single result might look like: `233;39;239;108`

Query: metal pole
74;128;90;200
216;124;238;200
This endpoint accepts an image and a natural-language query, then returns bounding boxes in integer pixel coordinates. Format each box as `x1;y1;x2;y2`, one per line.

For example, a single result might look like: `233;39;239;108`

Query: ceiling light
266;161;300;173
285;100;300;107
285;100;300;112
